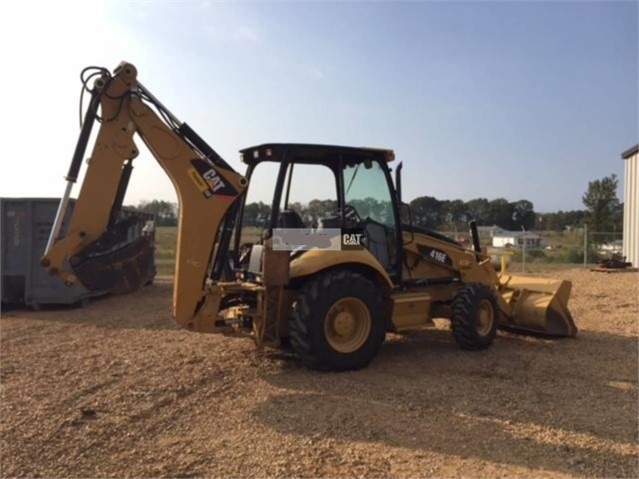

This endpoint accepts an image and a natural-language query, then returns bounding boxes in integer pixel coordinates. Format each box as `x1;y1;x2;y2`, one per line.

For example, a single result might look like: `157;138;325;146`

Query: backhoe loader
41;62;577;371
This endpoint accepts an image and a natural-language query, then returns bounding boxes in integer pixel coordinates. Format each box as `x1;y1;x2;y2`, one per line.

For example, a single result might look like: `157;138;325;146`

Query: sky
0;0;637;213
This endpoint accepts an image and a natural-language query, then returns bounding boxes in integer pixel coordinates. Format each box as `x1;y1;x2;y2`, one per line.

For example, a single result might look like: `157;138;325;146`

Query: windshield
343;161;395;227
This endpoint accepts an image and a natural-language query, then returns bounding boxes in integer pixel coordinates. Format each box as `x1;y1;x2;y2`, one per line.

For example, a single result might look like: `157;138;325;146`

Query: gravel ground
1;269;637;478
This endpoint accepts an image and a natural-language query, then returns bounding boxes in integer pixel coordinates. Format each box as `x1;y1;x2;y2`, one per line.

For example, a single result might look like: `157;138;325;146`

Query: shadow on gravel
255;328;638;478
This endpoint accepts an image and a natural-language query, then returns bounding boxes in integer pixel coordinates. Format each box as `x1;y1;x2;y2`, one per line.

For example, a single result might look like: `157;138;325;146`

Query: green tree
410;196;443;228
137;199;178;226
465;198;490;225
582;174;620;235
442;199;468;229
243;201;271;227
486;198;515;229
512;199;536;230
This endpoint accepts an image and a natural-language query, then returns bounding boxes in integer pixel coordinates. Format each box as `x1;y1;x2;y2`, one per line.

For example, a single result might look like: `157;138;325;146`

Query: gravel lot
1;268;637;478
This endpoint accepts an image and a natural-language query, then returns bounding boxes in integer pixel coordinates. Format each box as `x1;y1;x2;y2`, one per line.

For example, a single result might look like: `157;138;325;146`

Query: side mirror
399;202;410;223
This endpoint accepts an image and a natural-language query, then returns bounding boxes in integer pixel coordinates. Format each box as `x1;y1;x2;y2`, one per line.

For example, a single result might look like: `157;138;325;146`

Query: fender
290;247;394;290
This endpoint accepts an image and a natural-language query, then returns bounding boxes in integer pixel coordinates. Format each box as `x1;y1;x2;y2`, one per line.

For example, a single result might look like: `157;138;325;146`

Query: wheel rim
324;297;372;353
476;299;495;336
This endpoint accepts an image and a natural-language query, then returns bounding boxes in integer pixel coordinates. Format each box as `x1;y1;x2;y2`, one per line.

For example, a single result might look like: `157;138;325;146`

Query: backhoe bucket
498;275;577;338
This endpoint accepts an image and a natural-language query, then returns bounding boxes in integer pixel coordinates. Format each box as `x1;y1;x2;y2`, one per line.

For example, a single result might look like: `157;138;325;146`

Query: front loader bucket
498;275;578;338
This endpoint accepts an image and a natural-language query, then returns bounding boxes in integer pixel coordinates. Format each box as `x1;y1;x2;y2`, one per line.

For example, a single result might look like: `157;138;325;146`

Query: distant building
477;225;505;239
492;231;541;248
622;144;638;266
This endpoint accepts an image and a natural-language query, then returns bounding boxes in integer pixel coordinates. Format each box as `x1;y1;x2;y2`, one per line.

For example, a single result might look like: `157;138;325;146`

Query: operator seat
362;220;391;270
278;209;306;229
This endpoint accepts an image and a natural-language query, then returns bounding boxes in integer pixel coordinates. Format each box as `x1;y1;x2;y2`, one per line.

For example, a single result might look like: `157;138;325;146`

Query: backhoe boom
41;62;248;331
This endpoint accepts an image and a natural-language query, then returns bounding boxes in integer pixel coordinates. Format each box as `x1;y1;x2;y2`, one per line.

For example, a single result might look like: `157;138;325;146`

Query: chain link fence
436;228;625;272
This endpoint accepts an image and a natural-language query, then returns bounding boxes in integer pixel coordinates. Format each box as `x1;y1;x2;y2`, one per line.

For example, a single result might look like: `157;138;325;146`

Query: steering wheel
321;205;363;229
342;204;362;224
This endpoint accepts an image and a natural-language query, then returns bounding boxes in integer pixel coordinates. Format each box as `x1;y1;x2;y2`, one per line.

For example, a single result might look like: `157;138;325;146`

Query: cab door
342;160;401;278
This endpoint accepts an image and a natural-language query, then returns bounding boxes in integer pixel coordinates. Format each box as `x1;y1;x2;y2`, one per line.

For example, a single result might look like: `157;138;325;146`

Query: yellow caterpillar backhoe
41;62;577;371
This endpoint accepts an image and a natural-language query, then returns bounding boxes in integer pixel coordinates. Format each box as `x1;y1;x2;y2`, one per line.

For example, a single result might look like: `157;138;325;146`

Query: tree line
408;197;535;230
127;200;178;226
127;174;623;233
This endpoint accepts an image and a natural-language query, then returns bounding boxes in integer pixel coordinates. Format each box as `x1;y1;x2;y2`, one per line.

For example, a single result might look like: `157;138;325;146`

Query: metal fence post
583;223;588;268
521;226;526;272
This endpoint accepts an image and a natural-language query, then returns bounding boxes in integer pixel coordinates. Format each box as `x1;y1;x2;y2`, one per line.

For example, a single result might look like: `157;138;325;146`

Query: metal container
1;198;155;309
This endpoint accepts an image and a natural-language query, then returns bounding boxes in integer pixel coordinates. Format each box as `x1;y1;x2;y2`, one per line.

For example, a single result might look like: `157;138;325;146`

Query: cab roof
239;143;395;167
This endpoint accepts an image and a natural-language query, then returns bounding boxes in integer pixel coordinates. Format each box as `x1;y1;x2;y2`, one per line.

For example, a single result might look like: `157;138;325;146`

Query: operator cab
233;143;402;281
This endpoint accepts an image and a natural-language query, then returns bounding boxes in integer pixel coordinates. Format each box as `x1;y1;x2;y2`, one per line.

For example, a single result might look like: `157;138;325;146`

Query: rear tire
289;270;386;371
450;283;499;350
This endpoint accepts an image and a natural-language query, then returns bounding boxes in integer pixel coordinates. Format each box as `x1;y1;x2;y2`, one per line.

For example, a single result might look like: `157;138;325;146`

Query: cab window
278;163;338;228
343;160;394;227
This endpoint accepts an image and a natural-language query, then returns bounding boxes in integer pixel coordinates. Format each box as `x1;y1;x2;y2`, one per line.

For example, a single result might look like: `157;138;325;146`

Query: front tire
289;270;386;371
450;283;500;350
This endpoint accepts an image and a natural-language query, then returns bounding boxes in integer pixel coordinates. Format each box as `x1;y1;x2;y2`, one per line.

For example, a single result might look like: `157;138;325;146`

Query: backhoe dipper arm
41;62;248;332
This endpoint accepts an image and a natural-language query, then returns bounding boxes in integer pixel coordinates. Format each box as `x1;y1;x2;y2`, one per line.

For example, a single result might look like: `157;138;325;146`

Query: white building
492;231;541;248
622;144;638;266
477;225;505;239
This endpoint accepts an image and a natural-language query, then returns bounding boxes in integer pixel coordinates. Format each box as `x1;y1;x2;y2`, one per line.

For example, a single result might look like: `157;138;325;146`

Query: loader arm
41;62;248;332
